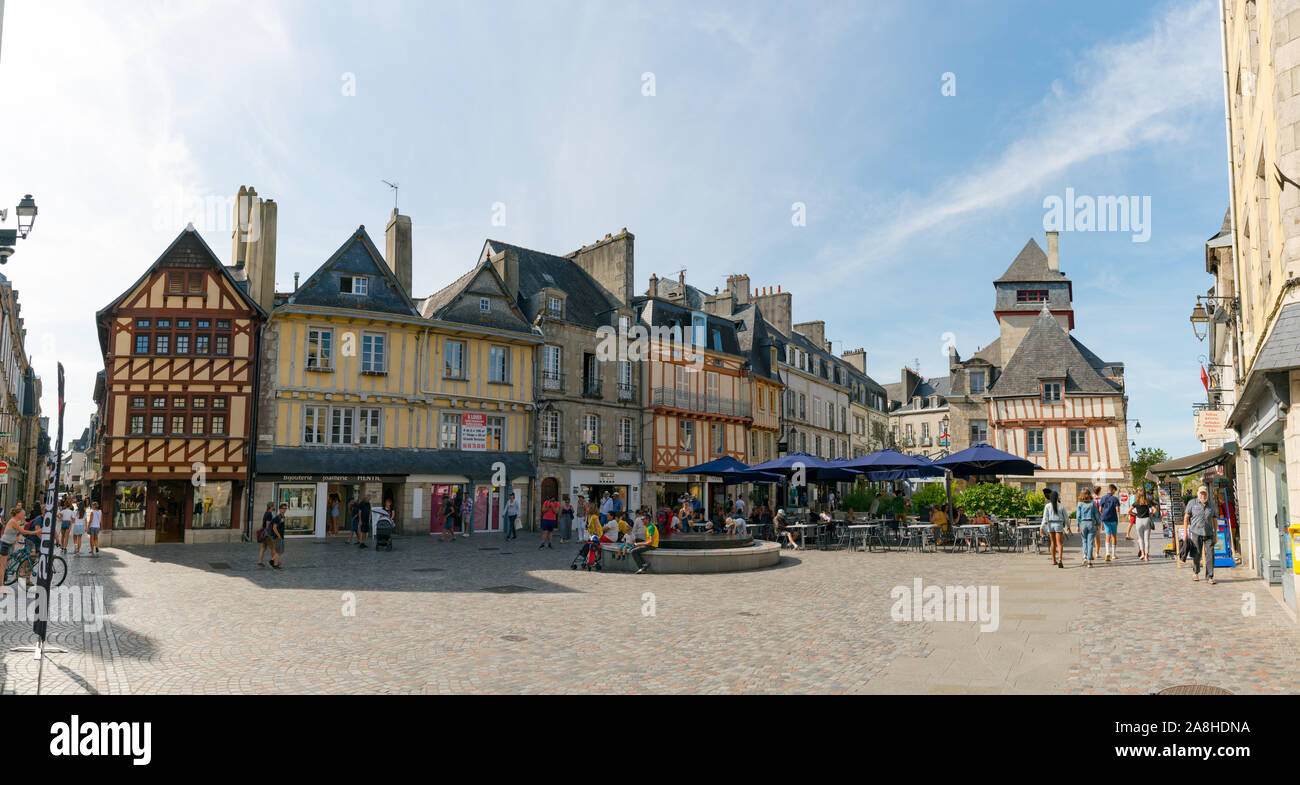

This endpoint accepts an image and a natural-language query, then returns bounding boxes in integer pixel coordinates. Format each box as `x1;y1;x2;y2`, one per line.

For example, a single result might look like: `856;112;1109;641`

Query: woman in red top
540;496;561;550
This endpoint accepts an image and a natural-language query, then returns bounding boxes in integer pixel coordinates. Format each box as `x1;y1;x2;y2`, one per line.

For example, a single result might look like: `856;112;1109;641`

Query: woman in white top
88;501;103;555
58;501;74;551
71;503;86;555
1040;489;1069;569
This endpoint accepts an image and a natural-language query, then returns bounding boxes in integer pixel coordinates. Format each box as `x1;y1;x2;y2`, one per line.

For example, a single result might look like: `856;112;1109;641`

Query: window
1041;381;1062;403
712;423;724;454
479;297;490;312
197;320;210;329
130;396;146;410
921;422;930;440
444;340;465;378
679;420;694;452
192;397;206;409
155;335;170;354
361;333;386;373
969;371;986;394
152;397;167;409
195;335;210;355
130;415;144;435
303;406;326;444
1027;429;1045;454
215;335;229;356
815;435;822;457
212;396;227;409
340;276;368;295
216;320;230;329
583;413;600;446
151;415;165;435
619;417;634;450
167;272;185;294
172;397;186;408
541;345;562;390
547;297;563;317
1016;289;1049;303
307;328;333;369
439;413;460;449
210;415;225;436
359;408;382;446
188;273;203;293
799;394;806;420
542;410;560;448
489;346;510;383
156;319;170;328
177;319;190;329
135;334;149;354
191;415;205;435
136;319;151;328
1069;428;1087;455
691;313;706;347
970;419;989;443
331;407;354;444
486;416;505;451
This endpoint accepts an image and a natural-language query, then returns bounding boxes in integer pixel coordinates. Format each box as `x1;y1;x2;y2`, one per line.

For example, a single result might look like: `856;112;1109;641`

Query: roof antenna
382;179;400;210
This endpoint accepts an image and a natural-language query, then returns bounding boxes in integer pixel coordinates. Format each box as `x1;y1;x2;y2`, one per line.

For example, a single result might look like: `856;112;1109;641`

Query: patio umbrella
842;448;943;474
748;452;851;482
932;443;1043;479
674;457;783;512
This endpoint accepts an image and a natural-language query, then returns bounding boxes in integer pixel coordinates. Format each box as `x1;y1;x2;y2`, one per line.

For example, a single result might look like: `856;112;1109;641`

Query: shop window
113;481;148;529
277;484;316;535
192;481;232;528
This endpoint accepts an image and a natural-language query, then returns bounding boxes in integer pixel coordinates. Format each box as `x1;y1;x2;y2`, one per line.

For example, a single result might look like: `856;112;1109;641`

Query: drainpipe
1219;0;1247;387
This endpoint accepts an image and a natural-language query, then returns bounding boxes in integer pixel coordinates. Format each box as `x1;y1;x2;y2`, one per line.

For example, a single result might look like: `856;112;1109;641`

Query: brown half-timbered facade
95;227;267;544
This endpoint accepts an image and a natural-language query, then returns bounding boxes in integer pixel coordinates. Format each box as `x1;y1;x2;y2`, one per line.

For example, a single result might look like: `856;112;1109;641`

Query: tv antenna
382;179;400;210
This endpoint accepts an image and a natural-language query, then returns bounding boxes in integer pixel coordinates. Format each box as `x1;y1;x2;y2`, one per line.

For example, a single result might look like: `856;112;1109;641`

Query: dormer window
1016;289;1049;303
340;276;368;295
969;370;986;394
1041;381;1063;403
479;297;491;312
547;296;563;318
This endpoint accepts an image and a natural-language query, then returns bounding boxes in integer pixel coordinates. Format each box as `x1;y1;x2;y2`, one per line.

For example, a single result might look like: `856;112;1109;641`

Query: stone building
488;232;646;518
0;273;43;510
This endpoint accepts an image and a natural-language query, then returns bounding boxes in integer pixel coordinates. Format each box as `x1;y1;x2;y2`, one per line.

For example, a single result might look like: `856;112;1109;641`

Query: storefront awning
1145;444;1236;481
256;448;533;484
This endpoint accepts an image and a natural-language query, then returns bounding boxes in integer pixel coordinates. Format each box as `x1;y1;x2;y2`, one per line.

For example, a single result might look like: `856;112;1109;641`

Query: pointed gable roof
988;306;1119;397
995;238;1068;283
288;227;420;317
420;257;536;336
481;239;623;330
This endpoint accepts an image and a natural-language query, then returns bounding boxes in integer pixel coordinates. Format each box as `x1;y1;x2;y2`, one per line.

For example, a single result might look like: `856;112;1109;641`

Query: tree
1131;447;1169;488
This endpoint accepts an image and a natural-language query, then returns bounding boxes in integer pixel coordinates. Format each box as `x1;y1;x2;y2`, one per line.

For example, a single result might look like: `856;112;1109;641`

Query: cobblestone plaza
2;531;1296;695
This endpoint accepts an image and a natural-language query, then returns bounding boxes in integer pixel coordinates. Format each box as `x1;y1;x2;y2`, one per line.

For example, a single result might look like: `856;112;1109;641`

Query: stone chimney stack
842;348;867;374
490;249;519;304
1046;230;1059;272
569;229;635;304
385;208;413;295
647;272;659;296
231;186;277;314
726;274;751;306
793;320;825;348
752;286;793;337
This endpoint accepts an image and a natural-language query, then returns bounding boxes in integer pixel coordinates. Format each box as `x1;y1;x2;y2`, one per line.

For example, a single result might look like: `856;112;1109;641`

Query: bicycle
4;542;67;587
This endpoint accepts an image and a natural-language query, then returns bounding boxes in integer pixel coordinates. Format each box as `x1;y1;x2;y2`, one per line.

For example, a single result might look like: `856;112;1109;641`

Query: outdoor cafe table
786;522;820;550
845;523;881;552
952;523;993;552
904;523;937;552
1015;524;1042;552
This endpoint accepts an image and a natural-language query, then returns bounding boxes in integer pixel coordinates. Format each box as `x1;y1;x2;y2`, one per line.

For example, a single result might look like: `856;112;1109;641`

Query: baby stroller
372;508;395;551
570;535;604;571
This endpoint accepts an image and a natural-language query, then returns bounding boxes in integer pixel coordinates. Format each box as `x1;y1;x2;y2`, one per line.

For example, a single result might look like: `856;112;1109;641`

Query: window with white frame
541;409;560;445
1041;381;1063;403
583;413;600;446
479;297;491;312
691;312;706;347
542;345;562;390
711;423;724;454
1027;428;1046;453
331;407;354;444
358;408;382;446
679;420;694;452
439;413;459;449
489;345;511;383
306;327;333;369
1069;428;1087;454
444;340;465;378
303;406;326;445
970;419;989;443
547;296;563;318
619;417;634;451
361;333;386;373
340;275;368;295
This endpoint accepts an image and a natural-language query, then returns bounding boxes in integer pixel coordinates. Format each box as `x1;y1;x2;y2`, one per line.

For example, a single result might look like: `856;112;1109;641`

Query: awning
255;447;534;485
1145;444;1236;481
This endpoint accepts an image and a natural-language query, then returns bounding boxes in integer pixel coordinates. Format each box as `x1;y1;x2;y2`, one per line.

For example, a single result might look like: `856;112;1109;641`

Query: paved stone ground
0;527;1296;694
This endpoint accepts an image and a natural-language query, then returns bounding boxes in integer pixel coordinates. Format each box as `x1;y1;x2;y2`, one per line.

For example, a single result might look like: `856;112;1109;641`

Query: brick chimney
752;285;792;337
726;274;751;306
385;208;413;295
1047;230;1059;272
842;348;867;374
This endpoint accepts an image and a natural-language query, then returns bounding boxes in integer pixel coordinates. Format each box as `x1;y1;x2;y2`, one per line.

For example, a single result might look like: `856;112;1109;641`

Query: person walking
1076;488;1101;568
1091;486;1103;560
559;495;575;545
71;502;86;556
258;501;276;567
599;491;613;527
88;501;102;555
1098;484;1121;562
58;498;73;552
1040;489;1068;568
328;493;341;537
540;494;560;549
1132;490;1155;561
503;492;519;540
356;495;373;548
439;493;456;542
1184;485;1219;584
268;503;287;568
345;497;360;545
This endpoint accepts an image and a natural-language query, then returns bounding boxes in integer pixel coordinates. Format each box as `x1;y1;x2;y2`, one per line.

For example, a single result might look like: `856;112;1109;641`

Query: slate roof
287;227;421;317
648;277;707;309
995;238;1069;283
988;306;1120;397
421;266;479;317
419;257;538;337
256;447;533;484
972;339;1001;365
482;240;622;330
1251;302;1300;374
733;302;784;382
634;296;742;357
892;376;952;412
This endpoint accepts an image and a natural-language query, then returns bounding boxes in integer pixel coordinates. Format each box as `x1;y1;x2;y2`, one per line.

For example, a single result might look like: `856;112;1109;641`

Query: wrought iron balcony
541;371;564;392
617;381;637;402
650;387;750;418
540;440;562;460
617;445;638;465
582;376;602;398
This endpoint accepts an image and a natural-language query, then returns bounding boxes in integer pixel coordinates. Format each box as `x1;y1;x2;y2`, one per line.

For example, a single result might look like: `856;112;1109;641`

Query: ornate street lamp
15;195;37;239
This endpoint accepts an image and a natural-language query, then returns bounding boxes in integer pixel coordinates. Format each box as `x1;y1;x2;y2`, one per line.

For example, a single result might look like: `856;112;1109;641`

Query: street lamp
1126;419;1141;434
1189;295;1238;342
0;193;39;263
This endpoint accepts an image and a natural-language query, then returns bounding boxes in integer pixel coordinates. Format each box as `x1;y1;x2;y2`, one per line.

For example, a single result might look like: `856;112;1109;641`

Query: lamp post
1189;295;1238;342
0;194;39;263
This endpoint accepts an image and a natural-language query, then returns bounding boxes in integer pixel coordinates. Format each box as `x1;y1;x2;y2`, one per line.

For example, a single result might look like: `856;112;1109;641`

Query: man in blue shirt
1184;485;1219;584
1098;484;1121;562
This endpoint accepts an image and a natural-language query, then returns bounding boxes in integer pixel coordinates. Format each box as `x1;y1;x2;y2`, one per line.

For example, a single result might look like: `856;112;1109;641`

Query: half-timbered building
95;226;267;544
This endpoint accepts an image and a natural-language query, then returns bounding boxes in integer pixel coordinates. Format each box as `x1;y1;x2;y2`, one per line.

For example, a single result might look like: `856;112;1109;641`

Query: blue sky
0;0;1224;456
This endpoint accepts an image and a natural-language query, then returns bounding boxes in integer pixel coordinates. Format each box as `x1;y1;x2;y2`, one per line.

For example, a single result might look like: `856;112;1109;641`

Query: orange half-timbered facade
95;227;267;544
635;296;751;511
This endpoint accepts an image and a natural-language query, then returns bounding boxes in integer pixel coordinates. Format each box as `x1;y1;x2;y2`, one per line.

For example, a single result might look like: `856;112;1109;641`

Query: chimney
793;320;825;348
842;348;866;374
233;187;278;314
727;274;751;306
647;272;659;296
490;249;519;303
385;208;413;295
568;230;635;304
293;272;299;292
1046;230;1059;272
752;286;793;337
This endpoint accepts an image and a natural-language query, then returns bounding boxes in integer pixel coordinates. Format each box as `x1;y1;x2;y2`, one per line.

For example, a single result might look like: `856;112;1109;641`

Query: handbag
256;528;267;543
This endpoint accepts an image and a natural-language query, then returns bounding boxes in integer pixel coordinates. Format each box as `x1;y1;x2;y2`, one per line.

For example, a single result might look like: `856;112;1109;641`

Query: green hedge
953;483;1036;519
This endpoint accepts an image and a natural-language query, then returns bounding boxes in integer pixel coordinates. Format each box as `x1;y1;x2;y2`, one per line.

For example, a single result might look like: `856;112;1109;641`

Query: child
617;528;635;560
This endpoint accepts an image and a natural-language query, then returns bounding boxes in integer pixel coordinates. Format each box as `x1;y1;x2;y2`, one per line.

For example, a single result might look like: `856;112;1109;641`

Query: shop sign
275;474;400;482
585;443;601;460
461;413;488;451
599;472;616;483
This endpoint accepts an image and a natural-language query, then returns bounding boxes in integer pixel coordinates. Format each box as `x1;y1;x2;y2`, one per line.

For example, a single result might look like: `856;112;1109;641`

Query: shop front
101;475;244;545
1227;370;1291;604
570;468;641;515
259;473;406;537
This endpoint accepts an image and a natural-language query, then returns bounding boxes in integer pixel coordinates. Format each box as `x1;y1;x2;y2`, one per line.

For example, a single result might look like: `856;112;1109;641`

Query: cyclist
1;506;40;591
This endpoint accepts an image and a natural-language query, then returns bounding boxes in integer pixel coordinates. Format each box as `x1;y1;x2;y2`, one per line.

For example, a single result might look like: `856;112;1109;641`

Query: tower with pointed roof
993;231;1073;367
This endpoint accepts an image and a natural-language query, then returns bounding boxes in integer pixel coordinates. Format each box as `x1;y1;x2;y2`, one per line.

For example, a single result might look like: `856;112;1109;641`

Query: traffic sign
0;461;11;475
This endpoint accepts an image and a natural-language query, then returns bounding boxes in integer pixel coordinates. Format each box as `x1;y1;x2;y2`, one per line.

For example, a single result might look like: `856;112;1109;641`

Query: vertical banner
33;363;64;640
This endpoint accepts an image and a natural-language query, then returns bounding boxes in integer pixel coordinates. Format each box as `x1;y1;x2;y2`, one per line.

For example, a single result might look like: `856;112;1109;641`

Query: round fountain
602;529;781;574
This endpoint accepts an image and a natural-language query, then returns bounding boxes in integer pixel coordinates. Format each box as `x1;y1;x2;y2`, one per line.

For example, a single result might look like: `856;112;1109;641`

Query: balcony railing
540;440;562;460
651;387;750;418
582;376;602;398
541;371;564;392
617;381;637;402
617;445;638;464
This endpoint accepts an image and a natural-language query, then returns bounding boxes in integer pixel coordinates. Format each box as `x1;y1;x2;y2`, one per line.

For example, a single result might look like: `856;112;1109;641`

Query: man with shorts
1098;484;1120;562
268;503;286;569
